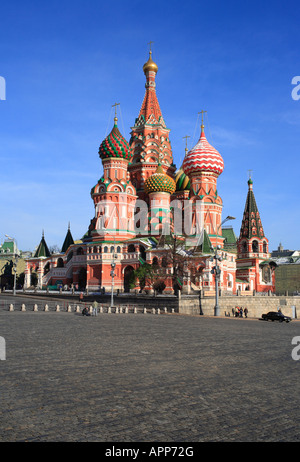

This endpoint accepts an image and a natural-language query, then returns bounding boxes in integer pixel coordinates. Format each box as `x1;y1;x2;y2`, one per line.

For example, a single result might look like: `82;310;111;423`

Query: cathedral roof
143;50;158;74
34;232;51;258
99;117;132;161
61;225;74;253
182;125;224;177
175;168;190;191
135;52;165;128
239;179;265;240
144;163;176;195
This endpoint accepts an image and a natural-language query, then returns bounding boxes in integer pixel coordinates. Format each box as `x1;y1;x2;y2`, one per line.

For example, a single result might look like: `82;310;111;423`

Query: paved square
0;296;299;442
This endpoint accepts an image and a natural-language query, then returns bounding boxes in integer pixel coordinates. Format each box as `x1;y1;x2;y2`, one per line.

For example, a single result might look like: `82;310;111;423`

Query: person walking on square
244;307;248;318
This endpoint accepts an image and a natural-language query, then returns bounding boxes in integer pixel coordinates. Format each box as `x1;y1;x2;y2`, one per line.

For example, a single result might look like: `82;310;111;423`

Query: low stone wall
179;294;300;318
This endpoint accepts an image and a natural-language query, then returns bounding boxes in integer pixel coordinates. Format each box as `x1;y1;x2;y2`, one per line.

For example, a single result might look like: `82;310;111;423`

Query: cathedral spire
239;176;265;240
138;48;163;126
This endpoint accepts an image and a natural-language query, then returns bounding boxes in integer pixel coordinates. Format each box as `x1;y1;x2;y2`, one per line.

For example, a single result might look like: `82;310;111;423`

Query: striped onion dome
175;168;190;191
145;163;176;195
99;117;132;161
182;125;224;177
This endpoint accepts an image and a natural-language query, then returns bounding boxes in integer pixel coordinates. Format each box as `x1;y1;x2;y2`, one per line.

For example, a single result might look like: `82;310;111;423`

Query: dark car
261;311;292;323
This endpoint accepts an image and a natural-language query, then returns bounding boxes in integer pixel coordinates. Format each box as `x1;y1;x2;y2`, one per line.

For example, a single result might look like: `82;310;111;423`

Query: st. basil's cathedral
24;51;276;295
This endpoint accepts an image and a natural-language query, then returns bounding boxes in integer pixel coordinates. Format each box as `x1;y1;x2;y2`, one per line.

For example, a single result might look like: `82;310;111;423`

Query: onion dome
99;117;132;161
143;50;158;74
175;168;190;191
145;163;176;195
182;125;224;176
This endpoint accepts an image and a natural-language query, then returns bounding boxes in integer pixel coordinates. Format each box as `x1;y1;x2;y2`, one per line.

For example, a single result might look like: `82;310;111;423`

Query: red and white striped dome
182;126;224;177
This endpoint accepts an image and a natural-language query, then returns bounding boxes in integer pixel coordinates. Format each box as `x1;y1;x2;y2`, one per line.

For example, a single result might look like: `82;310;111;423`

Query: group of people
82;301;98;317
232;306;248;318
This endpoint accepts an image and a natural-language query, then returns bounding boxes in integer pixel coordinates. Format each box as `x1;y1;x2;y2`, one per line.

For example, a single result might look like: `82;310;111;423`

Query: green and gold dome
175;168;190;191
145;163;176;195
99;117;132;161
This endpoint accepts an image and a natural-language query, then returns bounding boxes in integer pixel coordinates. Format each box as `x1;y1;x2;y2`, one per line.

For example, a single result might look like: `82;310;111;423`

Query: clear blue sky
0;0;299;253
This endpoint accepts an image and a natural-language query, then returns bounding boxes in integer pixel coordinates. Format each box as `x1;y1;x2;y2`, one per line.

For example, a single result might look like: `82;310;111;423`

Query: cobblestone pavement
0;295;300;442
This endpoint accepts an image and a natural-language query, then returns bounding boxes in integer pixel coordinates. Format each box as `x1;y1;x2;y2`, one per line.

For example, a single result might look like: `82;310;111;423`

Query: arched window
104;246;108;253
117;246;121;253
67;251;73;262
128;244;135;253
242;241;247;253
139;245;146;260
77;247;83;255
57;258;64;268
252;240;259;253
263;241;267;253
152;257;159;267
110;246;114;253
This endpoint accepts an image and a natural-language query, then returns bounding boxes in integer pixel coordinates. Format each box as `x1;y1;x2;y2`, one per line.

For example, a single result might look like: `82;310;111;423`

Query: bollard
152;308;155;314
125;307;128;313
164;307;167;313
44;304;49;311
171;308;175;313
89;306;93;314
115;307;119;313
67;305;72;312
134;307;137;314
108;307;111;313
76;305;80;313
9;304;14;312
21;304;26;312
100;306;103;313
143;308;147;314
55;304;60;312
33;304;38;312
157;308;160;314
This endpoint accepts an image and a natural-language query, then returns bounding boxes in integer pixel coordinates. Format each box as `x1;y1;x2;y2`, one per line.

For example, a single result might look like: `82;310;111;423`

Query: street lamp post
110;260;116;308
211;216;235;316
109;237;116;309
13;257;19;295
5;235;19;296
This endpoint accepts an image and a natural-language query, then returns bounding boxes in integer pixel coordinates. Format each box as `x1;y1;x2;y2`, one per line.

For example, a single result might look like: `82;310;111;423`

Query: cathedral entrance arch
78;267;87;290
124;265;134;293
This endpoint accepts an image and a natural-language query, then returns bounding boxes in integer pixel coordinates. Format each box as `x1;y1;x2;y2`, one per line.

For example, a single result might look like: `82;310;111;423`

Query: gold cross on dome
148;41;154;53
183;135;190;147
198;110;207;125
248;169;253;179
183;135;190;154
112;102;120;117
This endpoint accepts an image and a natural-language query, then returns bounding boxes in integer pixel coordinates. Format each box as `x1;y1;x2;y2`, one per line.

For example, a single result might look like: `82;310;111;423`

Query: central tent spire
128;47;175;201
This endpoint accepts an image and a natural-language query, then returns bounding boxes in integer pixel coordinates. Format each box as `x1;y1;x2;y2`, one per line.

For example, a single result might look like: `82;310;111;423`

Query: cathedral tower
88;110;137;242
236;177;275;292
129;49;175;202
182;117;224;245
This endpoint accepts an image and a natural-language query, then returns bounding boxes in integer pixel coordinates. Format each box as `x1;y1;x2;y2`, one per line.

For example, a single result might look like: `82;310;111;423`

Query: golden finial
143;42;158;74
